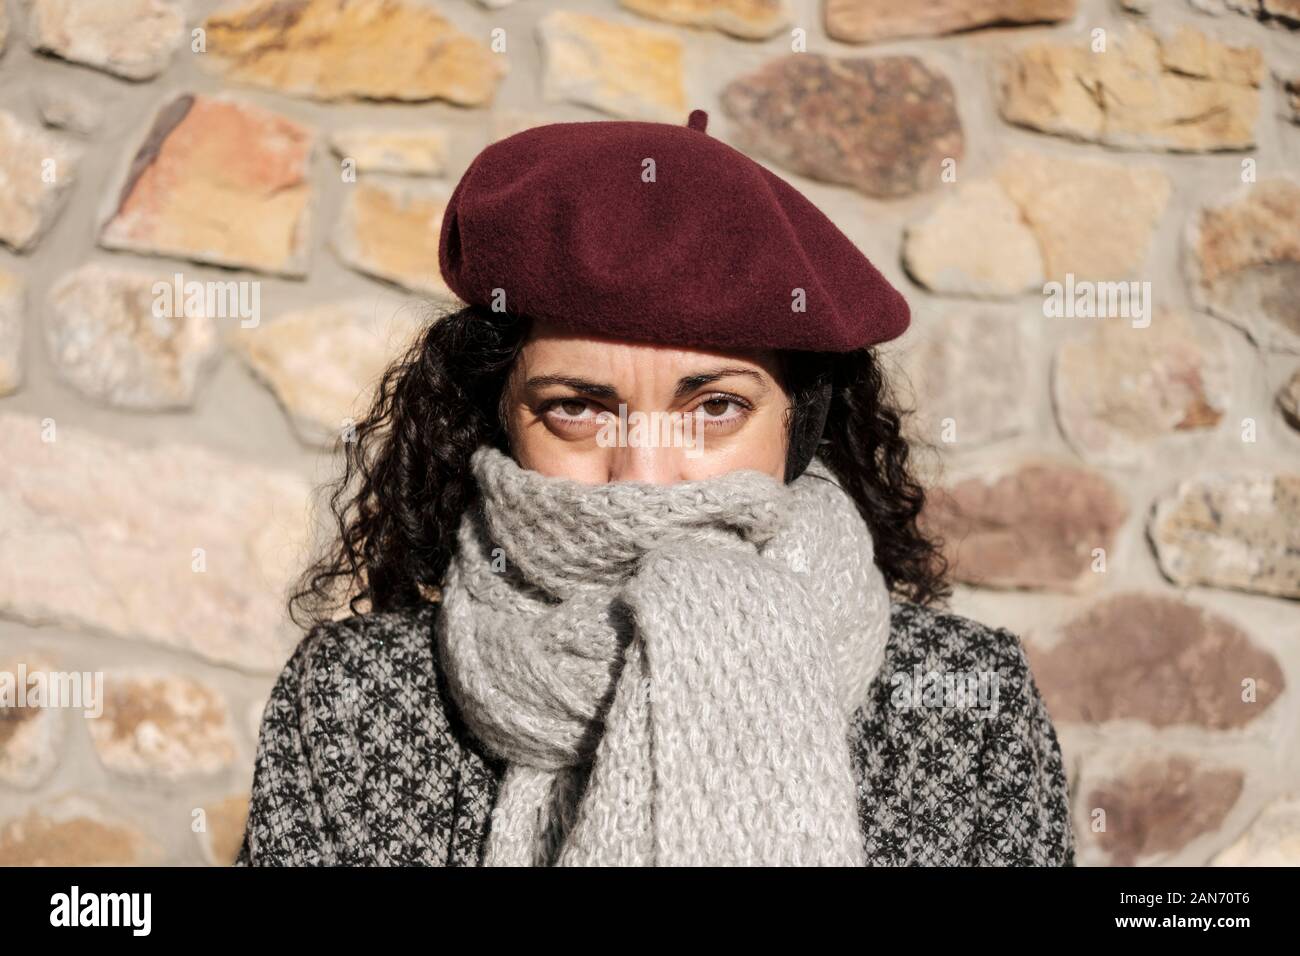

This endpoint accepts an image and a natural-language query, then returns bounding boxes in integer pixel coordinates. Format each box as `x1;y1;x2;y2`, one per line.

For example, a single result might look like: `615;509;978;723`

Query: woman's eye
694;396;749;425
542;398;603;428
556;399;590;418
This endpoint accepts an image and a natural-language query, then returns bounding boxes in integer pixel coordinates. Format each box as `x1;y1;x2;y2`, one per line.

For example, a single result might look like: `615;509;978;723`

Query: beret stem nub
687;109;709;133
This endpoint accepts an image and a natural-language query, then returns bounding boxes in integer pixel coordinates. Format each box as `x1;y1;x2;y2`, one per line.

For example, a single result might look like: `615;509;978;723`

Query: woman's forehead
518;318;781;378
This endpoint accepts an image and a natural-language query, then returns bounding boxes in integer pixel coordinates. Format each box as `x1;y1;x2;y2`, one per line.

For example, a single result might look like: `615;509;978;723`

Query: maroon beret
438;109;909;353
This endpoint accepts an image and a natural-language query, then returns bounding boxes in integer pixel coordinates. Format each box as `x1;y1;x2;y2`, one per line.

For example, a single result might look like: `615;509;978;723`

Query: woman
236;110;1074;867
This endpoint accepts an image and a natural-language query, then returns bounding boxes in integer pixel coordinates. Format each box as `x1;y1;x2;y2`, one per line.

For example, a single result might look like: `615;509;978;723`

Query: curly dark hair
288;303;950;628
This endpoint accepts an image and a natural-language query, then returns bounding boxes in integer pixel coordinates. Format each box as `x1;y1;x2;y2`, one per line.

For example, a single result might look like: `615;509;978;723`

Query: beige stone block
100;95;314;277
202;0;504;104
538;11;687;122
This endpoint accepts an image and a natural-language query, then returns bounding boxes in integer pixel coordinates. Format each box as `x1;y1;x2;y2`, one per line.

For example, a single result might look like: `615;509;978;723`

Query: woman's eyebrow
674;367;768;398
522;375;618;399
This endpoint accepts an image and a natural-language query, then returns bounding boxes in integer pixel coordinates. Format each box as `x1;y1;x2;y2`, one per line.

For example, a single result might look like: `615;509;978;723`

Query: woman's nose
606;443;682;485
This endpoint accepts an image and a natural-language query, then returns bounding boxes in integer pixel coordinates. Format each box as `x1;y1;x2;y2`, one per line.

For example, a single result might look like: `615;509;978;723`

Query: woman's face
504;318;791;484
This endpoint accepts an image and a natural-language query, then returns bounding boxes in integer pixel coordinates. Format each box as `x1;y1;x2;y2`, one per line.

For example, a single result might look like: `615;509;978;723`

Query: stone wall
0;0;1297;866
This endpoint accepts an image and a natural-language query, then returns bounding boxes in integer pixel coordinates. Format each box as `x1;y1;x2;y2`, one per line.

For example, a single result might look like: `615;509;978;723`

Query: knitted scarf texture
435;445;892;866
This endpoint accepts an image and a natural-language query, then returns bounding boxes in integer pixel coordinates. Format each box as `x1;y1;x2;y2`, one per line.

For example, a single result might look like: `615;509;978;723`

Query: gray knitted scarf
435;444;892;866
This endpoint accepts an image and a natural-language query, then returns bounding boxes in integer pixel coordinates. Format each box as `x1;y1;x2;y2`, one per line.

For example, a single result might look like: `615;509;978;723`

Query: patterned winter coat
235;599;1075;866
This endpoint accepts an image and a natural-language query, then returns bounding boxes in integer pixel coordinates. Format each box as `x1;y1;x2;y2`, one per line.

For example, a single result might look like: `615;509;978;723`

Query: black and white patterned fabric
235;600;1075;866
